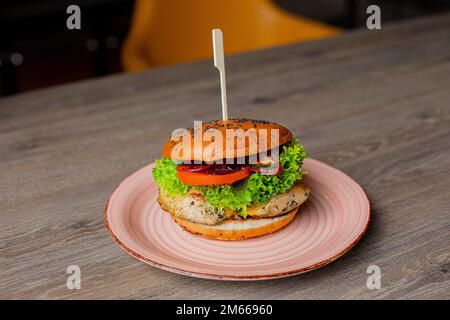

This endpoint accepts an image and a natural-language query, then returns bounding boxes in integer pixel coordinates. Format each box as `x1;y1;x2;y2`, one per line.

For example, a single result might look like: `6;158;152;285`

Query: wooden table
1;14;449;300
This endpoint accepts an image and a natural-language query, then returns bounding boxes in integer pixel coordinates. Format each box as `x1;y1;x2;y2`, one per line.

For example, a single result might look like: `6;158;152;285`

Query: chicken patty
158;189;229;225
158;183;310;225
246;183;310;217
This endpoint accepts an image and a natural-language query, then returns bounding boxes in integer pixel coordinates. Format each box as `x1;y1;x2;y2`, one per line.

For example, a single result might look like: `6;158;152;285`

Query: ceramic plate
105;158;370;280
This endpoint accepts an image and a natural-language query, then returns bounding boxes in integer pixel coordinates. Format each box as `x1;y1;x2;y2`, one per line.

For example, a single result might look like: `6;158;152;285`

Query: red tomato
176;165;251;185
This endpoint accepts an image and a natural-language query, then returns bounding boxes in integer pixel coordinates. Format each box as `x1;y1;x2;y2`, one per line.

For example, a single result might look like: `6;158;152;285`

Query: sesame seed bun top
162;118;293;162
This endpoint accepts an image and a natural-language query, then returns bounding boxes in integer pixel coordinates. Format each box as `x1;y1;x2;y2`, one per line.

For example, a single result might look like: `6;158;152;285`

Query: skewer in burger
152;118;309;240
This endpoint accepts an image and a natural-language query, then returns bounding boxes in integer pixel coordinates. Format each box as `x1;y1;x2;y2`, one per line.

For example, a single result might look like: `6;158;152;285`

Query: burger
152;118;310;240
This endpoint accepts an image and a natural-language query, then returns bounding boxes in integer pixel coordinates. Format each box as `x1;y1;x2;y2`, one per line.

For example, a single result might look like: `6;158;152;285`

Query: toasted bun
172;207;299;240
162;118;293;162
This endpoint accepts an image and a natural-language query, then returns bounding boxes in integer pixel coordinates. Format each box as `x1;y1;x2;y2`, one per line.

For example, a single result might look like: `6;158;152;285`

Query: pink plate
105;158;370;280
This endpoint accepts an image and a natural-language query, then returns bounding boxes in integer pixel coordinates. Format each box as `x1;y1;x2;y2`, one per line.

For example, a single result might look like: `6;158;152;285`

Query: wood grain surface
1;14;449;299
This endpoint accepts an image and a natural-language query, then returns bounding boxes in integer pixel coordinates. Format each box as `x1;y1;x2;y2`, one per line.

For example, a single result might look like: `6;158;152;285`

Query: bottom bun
172;207;299;241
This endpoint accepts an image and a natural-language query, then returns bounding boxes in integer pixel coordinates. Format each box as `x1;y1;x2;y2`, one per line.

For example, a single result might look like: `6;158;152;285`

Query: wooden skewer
212;29;228;121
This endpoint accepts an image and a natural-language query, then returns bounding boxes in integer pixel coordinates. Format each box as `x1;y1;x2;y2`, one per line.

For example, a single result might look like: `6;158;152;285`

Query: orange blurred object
122;0;341;71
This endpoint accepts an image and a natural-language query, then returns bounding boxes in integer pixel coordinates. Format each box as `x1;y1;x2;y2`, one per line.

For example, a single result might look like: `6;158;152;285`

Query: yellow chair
122;0;341;71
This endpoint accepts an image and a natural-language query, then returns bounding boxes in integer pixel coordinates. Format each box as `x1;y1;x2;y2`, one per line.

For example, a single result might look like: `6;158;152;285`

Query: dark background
1;0;450;97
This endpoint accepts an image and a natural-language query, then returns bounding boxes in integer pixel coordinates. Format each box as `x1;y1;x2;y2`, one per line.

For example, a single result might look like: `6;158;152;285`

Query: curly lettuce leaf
152;157;189;195
152;139;307;216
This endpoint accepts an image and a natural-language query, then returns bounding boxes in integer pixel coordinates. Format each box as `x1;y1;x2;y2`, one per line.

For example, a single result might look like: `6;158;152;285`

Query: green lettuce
152;139;307;216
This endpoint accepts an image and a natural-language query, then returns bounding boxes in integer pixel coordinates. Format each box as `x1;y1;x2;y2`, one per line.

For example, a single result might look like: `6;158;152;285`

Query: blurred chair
122;0;341;71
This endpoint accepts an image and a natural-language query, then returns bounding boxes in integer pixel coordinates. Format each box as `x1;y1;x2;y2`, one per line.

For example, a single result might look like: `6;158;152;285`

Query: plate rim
104;158;371;281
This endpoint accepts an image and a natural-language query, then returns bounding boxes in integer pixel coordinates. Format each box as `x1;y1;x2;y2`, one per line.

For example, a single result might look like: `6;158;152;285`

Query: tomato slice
176;165;251;185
